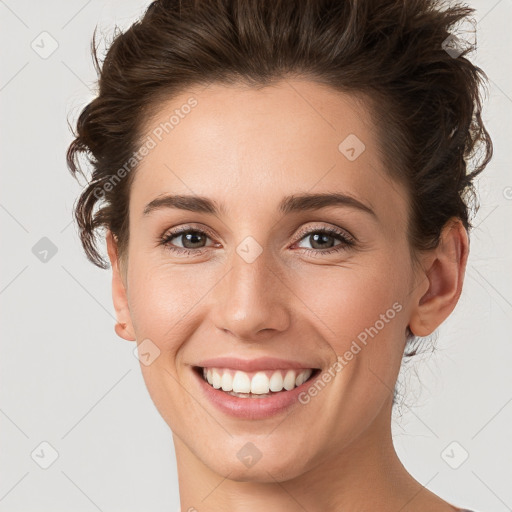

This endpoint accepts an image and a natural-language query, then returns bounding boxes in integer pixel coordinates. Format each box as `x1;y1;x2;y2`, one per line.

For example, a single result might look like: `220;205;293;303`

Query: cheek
293;258;409;396
295;259;406;340
126;258;216;347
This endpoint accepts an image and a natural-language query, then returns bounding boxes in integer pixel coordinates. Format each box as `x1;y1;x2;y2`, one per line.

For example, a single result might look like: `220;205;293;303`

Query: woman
67;0;492;510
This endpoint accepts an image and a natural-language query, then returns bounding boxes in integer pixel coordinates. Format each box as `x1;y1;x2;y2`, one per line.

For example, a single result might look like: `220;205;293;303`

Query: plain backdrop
0;1;511;511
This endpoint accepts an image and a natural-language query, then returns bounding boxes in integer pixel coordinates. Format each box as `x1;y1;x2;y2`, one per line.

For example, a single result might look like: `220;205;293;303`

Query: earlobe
114;321;135;341
106;230;136;342
408;219;469;337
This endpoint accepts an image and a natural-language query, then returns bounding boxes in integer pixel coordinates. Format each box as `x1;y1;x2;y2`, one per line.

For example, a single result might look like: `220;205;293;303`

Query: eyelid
291;222;356;245
160;223;218;242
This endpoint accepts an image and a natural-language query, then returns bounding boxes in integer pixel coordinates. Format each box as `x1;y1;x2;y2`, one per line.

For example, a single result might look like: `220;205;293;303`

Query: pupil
184;232;204;248
311;233;333;249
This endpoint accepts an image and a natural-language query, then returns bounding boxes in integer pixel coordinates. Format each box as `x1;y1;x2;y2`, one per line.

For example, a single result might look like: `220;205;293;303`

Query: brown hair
66;0;493;365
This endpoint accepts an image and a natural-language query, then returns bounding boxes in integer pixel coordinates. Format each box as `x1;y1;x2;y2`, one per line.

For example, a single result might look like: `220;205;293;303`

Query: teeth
201;367;314;394
251;371;269;394
221;372;233;392
212;370;222;389
283;370;296;390
232;371;251;393
269;371;284;392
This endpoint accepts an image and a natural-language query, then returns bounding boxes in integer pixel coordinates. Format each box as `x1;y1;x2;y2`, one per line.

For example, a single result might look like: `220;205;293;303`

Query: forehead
132;80;408;225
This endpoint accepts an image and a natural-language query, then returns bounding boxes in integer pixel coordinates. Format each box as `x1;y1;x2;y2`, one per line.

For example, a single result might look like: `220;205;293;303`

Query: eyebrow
143;192;376;218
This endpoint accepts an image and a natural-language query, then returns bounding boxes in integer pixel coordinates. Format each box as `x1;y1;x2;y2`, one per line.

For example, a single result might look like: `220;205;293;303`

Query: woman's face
111;80;426;481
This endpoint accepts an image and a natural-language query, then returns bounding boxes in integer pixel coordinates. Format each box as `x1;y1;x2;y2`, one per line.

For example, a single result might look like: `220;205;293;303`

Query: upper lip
195;356;320;372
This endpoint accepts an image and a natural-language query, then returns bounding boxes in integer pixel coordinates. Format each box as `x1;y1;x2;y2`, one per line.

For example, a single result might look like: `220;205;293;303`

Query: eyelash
158;224;356;257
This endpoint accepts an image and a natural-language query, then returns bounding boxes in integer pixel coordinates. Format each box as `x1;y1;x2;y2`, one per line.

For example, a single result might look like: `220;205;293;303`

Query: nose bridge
211;243;291;340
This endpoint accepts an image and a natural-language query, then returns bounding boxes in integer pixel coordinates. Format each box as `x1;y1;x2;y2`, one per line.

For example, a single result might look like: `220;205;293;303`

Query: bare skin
106;79;469;512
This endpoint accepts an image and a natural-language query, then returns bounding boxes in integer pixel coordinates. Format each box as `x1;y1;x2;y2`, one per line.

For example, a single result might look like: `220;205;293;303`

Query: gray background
0;1;510;511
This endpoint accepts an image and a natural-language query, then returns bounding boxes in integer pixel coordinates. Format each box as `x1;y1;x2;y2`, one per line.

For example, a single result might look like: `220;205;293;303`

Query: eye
292;226;356;255
158;224;356;257
159;225;217;256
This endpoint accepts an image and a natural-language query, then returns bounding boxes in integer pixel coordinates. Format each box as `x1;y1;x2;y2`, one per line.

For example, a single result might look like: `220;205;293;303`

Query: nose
211;249;291;343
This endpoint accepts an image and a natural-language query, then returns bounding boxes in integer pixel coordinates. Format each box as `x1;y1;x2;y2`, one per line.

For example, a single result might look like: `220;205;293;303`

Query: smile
191;363;323;419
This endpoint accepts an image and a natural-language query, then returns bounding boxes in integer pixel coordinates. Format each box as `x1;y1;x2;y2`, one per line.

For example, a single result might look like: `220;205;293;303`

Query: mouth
193;366;322;398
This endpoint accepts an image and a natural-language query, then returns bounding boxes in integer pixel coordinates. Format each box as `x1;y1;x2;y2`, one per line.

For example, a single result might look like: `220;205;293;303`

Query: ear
408;218;469;337
106;230;136;341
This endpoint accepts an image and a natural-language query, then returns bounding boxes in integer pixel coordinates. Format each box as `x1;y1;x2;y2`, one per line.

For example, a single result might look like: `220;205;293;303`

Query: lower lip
191;367;321;420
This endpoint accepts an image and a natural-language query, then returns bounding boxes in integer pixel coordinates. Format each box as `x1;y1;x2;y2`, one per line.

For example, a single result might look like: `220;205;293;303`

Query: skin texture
106;80;468;512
